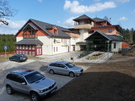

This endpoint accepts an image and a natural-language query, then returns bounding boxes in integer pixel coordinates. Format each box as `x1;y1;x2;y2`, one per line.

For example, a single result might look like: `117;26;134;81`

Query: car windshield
65;63;75;68
25;71;44;84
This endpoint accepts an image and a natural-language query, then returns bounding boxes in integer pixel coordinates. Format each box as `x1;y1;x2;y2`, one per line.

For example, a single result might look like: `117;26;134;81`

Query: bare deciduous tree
0;0;17;25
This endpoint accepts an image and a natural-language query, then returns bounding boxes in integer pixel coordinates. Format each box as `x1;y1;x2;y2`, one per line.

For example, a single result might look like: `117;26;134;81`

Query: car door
56;64;68;75
11;56;16;61
49;63;58;73
12;74;30;94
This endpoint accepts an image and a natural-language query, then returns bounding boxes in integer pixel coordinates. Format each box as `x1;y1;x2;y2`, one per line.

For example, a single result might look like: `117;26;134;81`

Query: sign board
4;46;7;50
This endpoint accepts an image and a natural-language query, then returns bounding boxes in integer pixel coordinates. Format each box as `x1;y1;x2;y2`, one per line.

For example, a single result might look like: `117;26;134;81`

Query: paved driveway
0;59;88;101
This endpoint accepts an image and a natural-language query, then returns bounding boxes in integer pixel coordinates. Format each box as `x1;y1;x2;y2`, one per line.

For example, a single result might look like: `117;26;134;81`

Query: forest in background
0;28;135;53
123;28;135;45
0;34;16;52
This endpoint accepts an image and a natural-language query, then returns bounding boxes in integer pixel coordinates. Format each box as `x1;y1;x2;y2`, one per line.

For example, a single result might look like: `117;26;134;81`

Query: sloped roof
93;17;107;22
73;14;94;21
15;19;71;38
22;23;38;31
85;30;123;41
30;19;71;38
15;39;43;45
106;35;123;41
93;17;111;25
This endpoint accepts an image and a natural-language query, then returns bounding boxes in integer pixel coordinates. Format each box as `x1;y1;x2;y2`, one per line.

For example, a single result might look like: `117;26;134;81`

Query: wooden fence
0;51;15;56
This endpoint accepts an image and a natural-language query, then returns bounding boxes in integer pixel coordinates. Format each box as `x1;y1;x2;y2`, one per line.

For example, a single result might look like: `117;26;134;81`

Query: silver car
4;69;57;101
47;61;83;77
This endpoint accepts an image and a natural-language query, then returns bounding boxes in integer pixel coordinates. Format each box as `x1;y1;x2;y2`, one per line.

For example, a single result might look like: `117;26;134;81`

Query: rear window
6;74;14;80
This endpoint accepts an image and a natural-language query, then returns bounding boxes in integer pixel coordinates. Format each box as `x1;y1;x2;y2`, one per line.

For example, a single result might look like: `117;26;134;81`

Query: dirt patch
45;54;135;101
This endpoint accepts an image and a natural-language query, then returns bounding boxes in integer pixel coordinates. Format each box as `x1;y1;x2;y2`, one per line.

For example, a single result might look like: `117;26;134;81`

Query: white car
47;61;83;77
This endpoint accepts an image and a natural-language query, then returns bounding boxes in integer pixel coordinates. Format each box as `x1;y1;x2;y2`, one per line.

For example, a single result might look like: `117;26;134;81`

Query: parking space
0;60;87;101
0;51;91;101
0;59;36;71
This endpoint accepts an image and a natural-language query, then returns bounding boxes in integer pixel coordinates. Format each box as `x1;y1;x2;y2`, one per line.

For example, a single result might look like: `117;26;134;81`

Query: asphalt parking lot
0;59;88;101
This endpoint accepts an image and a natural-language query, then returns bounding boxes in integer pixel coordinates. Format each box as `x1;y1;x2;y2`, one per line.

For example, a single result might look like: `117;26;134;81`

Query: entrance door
36;45;42;56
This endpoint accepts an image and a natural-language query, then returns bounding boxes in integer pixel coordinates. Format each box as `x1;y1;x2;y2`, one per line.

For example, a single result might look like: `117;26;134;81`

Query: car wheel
6;85;14;95
69;72;75;77
30;92;40;101
49;69;55;74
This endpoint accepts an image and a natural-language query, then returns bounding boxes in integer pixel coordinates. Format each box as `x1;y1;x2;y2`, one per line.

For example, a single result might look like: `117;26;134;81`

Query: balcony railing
23;34;38;39
74;24;94;29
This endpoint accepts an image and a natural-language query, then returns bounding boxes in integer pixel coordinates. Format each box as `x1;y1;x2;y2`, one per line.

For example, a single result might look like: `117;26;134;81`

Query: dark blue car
9;54;28;62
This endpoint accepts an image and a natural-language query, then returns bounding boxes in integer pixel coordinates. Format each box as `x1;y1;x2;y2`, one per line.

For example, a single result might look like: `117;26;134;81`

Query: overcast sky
0;0;135;34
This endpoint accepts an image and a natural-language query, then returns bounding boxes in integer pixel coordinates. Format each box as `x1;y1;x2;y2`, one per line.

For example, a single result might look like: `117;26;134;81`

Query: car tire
69;72;75;77
6;85;14;95
49;69;55;74
30;92;40;101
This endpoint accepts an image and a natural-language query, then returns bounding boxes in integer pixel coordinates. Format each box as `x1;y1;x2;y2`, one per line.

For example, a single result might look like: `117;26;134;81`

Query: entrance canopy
85;30;123;52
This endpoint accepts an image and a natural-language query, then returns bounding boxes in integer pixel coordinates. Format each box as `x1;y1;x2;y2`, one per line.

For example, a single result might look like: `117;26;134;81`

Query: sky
0;0;135;34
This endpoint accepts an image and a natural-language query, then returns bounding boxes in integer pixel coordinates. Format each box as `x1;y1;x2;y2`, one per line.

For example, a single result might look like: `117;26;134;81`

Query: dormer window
108;29;112;33
54;29;58;34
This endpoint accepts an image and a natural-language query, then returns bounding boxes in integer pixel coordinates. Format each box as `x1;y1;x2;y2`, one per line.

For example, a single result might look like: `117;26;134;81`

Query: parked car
9;54;28;62
4;69;57;101
47;61;83;77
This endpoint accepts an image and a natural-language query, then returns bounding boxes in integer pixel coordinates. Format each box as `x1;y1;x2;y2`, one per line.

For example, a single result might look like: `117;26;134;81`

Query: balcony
23;34;38;39
74;23;94;29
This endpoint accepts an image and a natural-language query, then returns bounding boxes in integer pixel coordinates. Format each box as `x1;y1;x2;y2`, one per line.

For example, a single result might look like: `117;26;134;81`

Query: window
50;63;57;66
65;63;75;68
25;71;44;84
61;39;67;45
54;29;58;34
26;45;28;49
108;29;112;33
56;47;58;52
114;43;116;48
29;51;31;55
6;74;14;80
16;74;25;83
19;45;21;49
29;46;31;50
26;51;28;55
6;74;25;83
16;45;18;49
58;64;66;68
32;46;35;50
54;47;55;52
32;51;35;56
